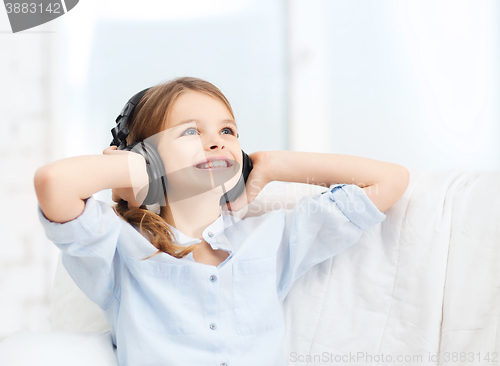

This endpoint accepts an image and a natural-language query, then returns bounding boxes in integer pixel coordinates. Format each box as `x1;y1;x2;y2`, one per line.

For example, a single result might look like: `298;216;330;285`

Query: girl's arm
34;151;148;224
265;150;410;213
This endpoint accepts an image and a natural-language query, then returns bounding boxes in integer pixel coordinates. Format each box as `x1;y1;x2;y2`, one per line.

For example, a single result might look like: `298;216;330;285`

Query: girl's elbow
34;165;59;194
34;166;61;212
390;167;411;207
398;167;411;193
34;167;51;193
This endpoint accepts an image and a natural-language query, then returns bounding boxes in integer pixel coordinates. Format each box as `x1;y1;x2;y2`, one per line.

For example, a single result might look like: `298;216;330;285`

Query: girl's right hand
102;146;149;209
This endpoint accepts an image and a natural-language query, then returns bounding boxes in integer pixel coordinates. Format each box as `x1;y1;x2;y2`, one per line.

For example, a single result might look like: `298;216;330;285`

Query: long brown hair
112;77;236;260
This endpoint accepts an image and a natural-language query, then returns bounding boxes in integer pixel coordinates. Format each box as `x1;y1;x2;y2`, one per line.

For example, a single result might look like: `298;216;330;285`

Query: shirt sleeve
276;183;387;303
37;196;123;310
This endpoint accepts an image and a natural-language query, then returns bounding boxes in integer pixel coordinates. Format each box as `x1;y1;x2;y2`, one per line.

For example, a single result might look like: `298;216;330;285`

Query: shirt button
220;363;227;366
208;231;214;237
210;275;217;282
209;323;217;330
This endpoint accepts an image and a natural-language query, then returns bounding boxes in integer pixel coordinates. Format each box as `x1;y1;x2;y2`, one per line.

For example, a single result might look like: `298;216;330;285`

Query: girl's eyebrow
174;119;237;129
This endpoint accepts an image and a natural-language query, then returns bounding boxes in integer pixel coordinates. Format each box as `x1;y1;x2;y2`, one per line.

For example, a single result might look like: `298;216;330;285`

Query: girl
34;77;409;366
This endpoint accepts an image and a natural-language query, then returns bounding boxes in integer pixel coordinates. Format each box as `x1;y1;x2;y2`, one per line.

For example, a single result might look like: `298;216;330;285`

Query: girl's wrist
259;150;280;183
127;153;149;190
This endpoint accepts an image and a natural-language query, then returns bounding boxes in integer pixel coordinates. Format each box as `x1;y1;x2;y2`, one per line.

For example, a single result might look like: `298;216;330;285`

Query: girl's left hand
222;151;273;212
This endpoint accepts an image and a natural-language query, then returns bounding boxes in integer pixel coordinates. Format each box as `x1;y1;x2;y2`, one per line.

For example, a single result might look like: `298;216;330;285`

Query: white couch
1;167;499;366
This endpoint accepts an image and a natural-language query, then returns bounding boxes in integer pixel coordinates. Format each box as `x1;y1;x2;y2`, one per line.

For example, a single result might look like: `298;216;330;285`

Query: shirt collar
167;207;235;253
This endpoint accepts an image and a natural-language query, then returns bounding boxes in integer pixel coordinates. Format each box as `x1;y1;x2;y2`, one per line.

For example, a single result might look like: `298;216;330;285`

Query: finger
111;190;120;203
127;198;138;210
128;200;141;210
244;174;266;204
103;146;116;154
232;180;260;211
228;196;248;213
225;185;251;212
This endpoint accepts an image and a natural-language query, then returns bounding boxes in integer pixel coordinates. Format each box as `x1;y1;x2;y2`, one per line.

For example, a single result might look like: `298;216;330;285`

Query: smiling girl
34;77;409;366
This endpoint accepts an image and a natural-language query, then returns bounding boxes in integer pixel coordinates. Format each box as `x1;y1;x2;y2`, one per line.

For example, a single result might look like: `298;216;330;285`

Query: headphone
110;87;253;207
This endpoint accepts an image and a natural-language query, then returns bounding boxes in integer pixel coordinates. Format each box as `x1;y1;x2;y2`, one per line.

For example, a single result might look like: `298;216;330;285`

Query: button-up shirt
37;183;386;366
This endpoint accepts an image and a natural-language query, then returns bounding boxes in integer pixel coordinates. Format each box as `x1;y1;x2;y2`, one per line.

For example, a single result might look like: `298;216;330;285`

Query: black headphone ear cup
241;149;253;184
122;141;167;206
142;141;168;206
219;150;253;206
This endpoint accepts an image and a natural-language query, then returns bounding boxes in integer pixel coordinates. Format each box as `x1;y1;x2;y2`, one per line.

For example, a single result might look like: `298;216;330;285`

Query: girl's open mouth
193;160;233;171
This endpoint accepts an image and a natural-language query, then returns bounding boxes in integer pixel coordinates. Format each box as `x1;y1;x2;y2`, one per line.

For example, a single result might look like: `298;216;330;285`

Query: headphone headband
110;87;151;148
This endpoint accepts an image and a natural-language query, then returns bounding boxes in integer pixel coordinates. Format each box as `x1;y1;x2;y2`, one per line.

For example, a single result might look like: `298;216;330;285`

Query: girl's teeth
198;160;228;169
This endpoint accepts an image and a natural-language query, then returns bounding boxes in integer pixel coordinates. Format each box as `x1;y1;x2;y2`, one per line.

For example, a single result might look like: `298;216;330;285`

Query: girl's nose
206;133;225;150
210;143;224;150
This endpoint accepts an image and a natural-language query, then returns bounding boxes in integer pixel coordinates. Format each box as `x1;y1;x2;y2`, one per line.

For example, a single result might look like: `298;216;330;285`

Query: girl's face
156;90;242;201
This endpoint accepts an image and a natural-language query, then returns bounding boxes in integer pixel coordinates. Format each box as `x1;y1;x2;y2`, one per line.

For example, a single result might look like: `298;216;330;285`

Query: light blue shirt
37;183;386;366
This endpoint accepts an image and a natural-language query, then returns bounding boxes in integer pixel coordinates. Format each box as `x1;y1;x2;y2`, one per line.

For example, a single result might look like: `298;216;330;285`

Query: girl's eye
183;128;198;136
221;127;236;135
182;126;236;136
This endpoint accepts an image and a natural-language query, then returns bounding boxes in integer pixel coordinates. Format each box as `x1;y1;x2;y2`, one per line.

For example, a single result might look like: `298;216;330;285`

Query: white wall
0;14;59;340
289;0;500;171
